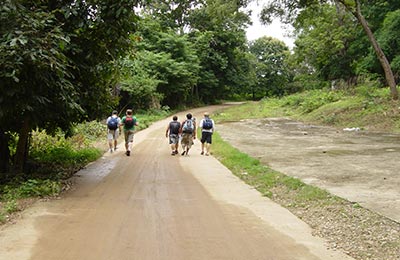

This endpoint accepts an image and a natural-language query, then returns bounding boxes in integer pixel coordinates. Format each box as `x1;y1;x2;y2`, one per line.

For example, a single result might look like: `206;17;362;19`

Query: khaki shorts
107;129;119;140
181;133;194;148
124;130;134;144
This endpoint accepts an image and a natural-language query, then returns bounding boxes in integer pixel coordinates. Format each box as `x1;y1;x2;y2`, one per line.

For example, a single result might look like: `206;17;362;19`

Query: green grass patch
1;179;61;201
212;132;333;203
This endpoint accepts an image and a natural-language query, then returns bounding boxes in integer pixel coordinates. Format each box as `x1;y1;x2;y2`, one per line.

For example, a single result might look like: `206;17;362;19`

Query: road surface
0;106;353;260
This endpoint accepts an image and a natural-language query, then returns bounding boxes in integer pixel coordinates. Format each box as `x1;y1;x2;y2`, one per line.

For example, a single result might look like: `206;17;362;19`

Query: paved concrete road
0;107;353;260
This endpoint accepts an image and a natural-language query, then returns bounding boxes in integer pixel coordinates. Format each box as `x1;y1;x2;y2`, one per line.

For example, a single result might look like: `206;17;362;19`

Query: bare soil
0;107;354;260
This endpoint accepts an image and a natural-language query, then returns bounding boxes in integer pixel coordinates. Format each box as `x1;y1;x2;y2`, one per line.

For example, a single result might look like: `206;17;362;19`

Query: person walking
199;112;215;156
120;109;138;156
106;110;121;153
165;116;181;155
180;113;196;156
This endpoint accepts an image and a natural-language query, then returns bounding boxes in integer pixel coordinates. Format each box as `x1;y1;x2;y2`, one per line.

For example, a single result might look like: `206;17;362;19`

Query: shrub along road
0;106;353;260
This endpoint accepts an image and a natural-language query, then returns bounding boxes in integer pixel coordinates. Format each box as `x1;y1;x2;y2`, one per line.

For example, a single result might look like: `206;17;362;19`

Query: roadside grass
212;132;336;204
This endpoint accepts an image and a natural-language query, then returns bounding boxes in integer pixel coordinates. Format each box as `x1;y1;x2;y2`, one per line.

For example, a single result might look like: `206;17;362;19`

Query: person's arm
106;117;110;132
120;117;125;130
117;117;121;132
179;120;184;134
166;123;170;137
193;121;197;139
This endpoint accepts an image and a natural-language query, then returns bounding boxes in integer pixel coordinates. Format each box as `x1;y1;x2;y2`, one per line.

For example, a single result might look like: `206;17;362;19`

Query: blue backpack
202;118;213;130
182;119;194;133
107;117;119;130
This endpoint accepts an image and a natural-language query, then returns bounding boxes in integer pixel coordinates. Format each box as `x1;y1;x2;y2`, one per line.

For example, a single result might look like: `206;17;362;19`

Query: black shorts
201;131;213;144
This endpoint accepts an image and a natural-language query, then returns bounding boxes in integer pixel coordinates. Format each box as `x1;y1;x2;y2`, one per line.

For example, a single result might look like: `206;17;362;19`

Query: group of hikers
106;109;215;157
165;112;215;156
106;109;138;156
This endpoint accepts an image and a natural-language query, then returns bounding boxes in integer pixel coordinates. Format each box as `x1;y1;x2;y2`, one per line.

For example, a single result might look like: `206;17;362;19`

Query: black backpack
125;116;135;128
107;117;119;130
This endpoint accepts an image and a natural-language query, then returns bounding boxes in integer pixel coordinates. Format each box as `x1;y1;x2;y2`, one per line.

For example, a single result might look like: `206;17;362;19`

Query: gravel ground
268;186;400;260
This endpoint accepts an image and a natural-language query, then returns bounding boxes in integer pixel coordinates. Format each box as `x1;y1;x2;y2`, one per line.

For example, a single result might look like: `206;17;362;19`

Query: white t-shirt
199;118;215;133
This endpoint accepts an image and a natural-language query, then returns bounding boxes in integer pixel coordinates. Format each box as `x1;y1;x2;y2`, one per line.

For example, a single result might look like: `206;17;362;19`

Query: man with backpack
106;110;121;153
180;113;196;156
120;109;138;156
199;112;215;156
165;115;181;155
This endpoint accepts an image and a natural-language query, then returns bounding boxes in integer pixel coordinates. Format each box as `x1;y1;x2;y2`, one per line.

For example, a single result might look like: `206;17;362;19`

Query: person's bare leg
206;143;211;156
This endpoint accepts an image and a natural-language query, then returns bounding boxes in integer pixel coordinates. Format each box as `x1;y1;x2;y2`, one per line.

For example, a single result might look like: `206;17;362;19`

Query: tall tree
187;0;251;102
126;16;200;108
291;3;357;83
261;0;399;100
0;0;141;173
249;36;290;98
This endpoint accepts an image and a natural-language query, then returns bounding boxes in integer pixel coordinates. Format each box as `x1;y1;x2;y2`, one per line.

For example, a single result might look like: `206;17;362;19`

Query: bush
1;179;61;200
280;90;344;113
72;121;106;143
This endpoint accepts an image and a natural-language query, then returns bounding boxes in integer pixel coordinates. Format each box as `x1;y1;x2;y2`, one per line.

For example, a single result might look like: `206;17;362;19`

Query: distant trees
132;0;253;104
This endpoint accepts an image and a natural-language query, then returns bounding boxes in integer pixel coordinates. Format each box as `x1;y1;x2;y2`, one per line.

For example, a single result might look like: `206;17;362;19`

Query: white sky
244;0;294;48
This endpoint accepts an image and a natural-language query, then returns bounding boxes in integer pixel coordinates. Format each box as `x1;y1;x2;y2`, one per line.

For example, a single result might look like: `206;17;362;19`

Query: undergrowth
215;86;400;133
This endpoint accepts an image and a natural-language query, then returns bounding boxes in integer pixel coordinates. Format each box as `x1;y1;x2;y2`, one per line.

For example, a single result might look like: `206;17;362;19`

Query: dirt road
218;117;400;223
0;107;353;260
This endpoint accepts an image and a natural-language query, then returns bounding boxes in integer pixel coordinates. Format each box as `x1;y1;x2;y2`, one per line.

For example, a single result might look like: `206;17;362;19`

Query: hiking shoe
126;151;130;156
201;151;204;155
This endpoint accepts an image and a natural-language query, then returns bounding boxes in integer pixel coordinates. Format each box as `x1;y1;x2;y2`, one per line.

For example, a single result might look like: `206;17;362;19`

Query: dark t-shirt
169;121;181;135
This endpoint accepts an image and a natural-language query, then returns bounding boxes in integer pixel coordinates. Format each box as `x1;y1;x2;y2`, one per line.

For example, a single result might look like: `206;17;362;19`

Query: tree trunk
0;129;10;173
341;0;398;100
14;118;31;173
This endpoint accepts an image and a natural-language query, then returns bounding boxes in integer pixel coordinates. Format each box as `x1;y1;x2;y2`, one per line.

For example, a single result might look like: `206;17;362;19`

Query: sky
244;0;294;48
